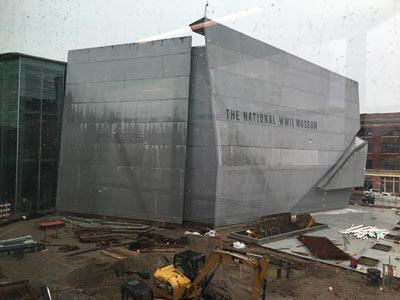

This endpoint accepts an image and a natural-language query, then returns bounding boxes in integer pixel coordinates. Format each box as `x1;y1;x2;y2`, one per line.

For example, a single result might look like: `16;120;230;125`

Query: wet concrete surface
262;205;400;277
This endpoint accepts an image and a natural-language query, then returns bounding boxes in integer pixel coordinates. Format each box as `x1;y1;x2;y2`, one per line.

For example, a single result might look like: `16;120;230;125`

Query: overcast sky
1;0;399;113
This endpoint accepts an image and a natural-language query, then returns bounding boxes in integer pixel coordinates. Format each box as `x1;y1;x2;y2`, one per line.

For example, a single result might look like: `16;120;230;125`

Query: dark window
381;127;399;136
366;160;372;169
358;128;373;137
381;160;400;170
368;143;373;153
380;177;400;194
364;180;373;190
381;143;399;153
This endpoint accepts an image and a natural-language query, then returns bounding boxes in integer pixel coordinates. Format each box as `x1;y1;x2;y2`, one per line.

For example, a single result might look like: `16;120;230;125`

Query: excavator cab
173;250;206;281
121;279;153;300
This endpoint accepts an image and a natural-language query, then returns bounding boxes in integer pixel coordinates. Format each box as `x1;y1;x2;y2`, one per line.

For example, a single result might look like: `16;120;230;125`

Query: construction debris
0;235;45;258
297;235;350;260
69;219;152;245
230;213;327;245
79;232;114;243
233;242;246;249
293;213;315;229
139;247;180;253
291;251;309;257
128;233;188;252
204;230;216;237
64;241;133;257
58;244;80;252
185;231;202;236
0;279;36;299
101;250;125;260
339;224;389;240
185;229;216;237
255;213;293;236
63;216;152;233
108;247;139;257
100;246;141;260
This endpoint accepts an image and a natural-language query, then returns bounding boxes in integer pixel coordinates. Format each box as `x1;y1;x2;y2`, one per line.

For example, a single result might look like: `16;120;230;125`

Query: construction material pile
292;213;315;229
101;247;140;260
0;280;36;299
0;235;45;258
62;216;153;244
128;233;188;252
339;224;389;240
297;235;350;260
252;213;315;237
254;213;293;237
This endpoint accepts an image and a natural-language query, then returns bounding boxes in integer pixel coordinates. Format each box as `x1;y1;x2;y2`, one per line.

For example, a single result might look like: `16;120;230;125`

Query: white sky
1;0;400;113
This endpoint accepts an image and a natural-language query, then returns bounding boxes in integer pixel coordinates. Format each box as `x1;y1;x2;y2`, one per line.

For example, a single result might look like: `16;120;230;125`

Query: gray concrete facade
183;46;218;224
57;19;366;226
184;18;366;226
56;37;192;223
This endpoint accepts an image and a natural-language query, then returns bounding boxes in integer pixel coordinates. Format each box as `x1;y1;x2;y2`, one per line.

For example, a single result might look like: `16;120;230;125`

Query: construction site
1;202;400;299
1;8;400;300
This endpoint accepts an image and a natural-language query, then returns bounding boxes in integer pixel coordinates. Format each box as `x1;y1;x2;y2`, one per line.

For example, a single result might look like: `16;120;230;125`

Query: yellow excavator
121;247;268;300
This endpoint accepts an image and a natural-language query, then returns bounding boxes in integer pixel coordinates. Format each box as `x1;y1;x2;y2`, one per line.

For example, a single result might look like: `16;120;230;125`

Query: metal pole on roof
204;1;209;17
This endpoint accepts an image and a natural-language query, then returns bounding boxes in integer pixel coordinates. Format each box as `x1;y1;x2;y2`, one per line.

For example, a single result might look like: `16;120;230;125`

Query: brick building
358;112;400;194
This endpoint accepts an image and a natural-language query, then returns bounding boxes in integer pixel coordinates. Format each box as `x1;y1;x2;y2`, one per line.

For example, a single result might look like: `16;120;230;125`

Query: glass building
0;53;66;213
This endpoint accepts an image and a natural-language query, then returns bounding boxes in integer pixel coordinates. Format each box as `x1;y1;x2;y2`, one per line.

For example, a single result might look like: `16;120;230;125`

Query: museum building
56;18;367;226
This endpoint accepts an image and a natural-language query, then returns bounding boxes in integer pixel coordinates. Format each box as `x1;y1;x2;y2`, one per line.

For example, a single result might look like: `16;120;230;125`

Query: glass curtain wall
0;58;19;209
0;56;65;213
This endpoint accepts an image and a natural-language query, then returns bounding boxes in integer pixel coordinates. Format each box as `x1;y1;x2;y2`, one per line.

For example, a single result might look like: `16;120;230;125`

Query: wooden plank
0;284;29;294
100;250;124;260
0;280;29;288
64;241;134;257
139;248;179;253
108;247;139;257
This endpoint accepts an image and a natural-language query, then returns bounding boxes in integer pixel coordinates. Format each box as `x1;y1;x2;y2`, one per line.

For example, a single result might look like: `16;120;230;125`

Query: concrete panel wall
321;141;368;190
57;37;192;223
183;47;218;224
194;19;361;226
57;19;364;226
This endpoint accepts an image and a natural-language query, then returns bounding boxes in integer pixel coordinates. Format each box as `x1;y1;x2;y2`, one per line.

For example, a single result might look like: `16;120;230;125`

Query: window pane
381;143;399;153
20;90;41;112
358;128;372;136
366;160;372;169
381;160;400;170
382;127;400;136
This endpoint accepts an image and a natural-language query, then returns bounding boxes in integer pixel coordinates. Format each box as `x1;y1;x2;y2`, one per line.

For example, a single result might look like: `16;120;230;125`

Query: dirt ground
1;214;400;300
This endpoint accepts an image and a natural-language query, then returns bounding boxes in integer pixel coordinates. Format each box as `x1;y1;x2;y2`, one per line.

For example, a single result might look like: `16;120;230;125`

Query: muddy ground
0;214;399;300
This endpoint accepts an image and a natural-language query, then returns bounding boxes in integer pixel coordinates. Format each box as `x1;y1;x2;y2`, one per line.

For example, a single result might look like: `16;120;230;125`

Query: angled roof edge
189;17;216;36
316;136;367;189
0;52;66;65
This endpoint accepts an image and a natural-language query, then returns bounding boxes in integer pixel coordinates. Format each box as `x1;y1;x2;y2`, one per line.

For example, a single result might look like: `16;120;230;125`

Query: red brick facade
358;112;400;194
